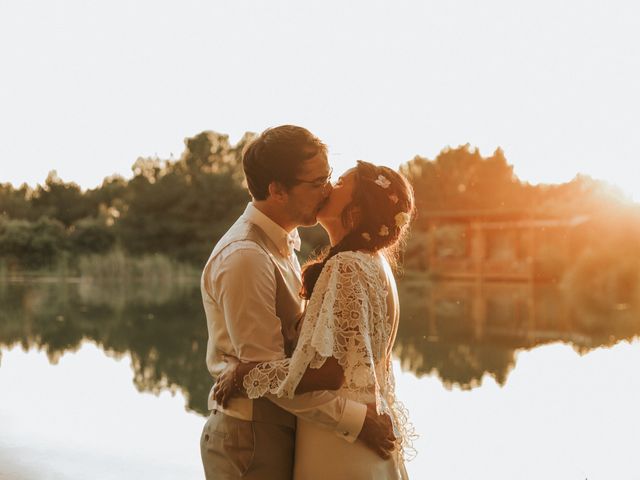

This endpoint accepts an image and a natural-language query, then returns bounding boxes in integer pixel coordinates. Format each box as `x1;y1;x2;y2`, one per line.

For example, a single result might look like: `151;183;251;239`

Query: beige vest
202;215;303;427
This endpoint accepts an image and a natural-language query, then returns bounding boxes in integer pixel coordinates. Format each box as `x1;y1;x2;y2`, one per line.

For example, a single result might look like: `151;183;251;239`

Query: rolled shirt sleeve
268;392;367;443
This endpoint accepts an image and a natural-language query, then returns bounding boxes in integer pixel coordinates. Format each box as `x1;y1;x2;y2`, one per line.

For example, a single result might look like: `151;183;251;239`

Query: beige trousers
200;402;296;479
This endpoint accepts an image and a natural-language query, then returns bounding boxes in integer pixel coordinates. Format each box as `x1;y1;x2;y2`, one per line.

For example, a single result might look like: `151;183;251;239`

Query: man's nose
323;182;333;197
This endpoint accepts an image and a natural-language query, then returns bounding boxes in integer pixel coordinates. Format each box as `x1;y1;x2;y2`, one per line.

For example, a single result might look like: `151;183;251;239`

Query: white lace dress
243;250;415;480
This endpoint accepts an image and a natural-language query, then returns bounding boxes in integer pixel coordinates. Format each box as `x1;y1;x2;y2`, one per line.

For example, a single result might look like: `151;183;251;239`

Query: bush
0;216;67;268
69;217;116;254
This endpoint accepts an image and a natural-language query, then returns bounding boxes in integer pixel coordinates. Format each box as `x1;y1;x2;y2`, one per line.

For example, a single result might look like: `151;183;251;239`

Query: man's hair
242;125;328;200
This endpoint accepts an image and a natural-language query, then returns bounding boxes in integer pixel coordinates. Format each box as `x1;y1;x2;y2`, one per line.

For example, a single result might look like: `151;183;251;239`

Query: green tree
115;132;252;264
401;145;521;223
31;171;95;227
0;183;37;220
69;217;116;254
0;216;67;268
178;131;254;185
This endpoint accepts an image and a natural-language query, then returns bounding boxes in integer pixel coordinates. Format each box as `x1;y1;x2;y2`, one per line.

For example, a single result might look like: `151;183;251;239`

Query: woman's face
317;168;357;227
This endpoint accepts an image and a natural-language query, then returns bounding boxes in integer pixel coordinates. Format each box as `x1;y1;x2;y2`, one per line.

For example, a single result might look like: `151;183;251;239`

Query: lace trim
242;251;417;460
243;358;291;399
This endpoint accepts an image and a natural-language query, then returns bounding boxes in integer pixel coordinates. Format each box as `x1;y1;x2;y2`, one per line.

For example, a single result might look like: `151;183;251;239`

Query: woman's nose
323;182;333;196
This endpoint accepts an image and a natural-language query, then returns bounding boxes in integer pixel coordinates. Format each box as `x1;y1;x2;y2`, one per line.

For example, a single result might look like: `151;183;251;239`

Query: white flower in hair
395;212;411;228
374;175;391;189
378;225;389;237
361;232;371;241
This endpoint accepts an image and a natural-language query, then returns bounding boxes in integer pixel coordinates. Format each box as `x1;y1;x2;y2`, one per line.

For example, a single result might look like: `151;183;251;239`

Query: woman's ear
344;205;362;229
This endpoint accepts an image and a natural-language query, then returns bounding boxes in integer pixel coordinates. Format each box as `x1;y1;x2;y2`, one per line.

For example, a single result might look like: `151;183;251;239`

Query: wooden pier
422;210;589;282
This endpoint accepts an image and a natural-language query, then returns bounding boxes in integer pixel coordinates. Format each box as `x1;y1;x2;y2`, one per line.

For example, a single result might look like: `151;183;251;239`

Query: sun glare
598;178;638;204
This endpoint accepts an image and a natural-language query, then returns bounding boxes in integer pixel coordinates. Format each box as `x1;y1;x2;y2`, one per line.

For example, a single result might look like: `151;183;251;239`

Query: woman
214;160;416;479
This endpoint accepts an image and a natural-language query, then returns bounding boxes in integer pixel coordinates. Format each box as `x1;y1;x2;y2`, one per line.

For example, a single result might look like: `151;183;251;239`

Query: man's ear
267;181;289;203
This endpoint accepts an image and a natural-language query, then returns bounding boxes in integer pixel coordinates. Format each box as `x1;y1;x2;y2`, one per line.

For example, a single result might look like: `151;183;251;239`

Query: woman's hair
300;160;415;299
242;125;327;200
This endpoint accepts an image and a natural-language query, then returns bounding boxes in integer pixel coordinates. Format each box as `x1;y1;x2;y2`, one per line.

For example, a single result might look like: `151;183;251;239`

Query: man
200;125;395;479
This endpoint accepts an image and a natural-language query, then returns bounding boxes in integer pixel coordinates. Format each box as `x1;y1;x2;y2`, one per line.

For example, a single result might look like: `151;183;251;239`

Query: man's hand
212;355;242;408
357;403;396;459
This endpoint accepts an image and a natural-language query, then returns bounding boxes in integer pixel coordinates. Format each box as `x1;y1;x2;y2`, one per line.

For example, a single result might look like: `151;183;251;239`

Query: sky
1;0;639;199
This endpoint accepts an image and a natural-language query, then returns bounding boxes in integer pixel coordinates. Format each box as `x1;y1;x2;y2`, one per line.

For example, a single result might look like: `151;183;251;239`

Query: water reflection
1;275;639;415
0;278;211;414
397;273;640;388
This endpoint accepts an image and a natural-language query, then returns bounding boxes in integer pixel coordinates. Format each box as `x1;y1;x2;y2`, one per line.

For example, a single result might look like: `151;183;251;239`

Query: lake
1;275;639;479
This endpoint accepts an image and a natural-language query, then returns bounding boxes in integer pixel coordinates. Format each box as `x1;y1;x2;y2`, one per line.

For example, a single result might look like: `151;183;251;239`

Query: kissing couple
200;125;416;479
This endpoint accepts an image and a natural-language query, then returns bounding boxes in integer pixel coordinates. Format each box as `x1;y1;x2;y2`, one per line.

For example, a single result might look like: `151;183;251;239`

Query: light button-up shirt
201;203;366;442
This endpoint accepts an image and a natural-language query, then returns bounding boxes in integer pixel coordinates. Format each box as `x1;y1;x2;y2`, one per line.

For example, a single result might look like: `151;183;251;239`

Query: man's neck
252;201;296;233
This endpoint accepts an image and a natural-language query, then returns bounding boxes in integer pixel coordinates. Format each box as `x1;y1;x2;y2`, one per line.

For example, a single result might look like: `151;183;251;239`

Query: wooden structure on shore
423;210;589;282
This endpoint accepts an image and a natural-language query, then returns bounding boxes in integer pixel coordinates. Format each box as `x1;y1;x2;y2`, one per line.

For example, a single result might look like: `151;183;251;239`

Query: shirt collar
243;203;301;257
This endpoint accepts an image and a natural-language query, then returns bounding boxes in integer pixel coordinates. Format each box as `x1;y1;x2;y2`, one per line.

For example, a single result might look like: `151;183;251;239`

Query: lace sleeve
242;357;292;399
241;251;418;461
242;251;384;401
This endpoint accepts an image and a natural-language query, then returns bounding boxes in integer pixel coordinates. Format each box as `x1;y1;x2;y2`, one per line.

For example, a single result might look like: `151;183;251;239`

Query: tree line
1;130;639;285
0;131;251;269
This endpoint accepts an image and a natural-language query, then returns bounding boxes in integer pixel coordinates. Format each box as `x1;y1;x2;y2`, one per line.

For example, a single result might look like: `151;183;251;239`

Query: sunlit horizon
1;0;639;201
1;135;638;204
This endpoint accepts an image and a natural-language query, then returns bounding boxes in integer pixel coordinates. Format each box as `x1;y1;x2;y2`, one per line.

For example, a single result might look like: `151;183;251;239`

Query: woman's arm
213;356;344;407
215;252;375;407
296;356;343;393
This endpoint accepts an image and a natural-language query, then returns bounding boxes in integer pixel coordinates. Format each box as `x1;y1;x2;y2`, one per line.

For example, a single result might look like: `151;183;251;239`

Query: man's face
284;152;333;227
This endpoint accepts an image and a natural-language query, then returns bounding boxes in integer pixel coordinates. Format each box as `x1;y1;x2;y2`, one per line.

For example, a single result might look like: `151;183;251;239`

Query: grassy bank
0;248;200;281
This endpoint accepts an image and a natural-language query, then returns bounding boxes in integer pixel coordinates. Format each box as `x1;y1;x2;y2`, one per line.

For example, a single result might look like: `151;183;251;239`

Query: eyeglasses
292;168;333;189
